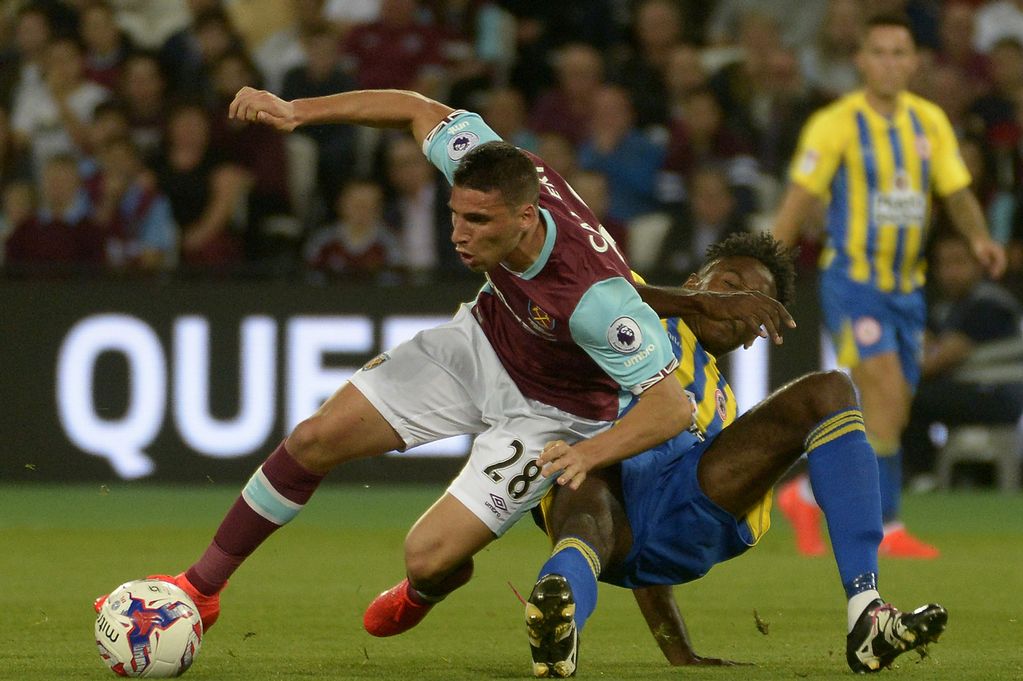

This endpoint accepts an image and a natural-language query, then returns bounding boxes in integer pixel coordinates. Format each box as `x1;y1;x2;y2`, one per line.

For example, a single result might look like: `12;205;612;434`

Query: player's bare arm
538;375;692;490
632;585;743;667
771;183;821;248
636;284;795;346
229;86;454;148
942;187;1006;279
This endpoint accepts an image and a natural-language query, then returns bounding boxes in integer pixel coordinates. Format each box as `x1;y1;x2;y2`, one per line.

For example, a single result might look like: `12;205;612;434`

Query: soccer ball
95;579;203;677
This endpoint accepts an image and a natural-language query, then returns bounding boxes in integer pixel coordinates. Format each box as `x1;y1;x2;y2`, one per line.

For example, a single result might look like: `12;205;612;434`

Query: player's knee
286;415;343;471
803;370;858;419
403;538;452;588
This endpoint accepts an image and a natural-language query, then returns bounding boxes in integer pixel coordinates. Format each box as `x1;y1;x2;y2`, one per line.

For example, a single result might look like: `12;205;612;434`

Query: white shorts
350;304;611;535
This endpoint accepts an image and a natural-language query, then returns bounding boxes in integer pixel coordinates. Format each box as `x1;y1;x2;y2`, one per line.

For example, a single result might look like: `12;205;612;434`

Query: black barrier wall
0;276;824;484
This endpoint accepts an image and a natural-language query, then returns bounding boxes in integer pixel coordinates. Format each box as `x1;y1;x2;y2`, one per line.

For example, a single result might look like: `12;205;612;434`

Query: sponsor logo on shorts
447;131;479;160
361;352;390;371
607;317;643;354
484;493;508;519
854;316;882;347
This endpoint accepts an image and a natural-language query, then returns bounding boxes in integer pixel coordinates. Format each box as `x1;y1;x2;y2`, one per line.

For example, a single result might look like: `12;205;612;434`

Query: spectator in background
254;0;327;94
706;0;827;48
935;2;990;92
578;85;667;271
210;50;293;264
480;86;538;153
5;153;106;269
0;104;30;186
530;43;605;146
614;0;685;128
341;0;446;95
970;38;1023;133
156;103;246;270
0;180;35;262
282;25;357;209
957;136;1017;245
161;7;246;103
663;87;757;217
799;0;863;101
304;178;400;280
11;36;110;176
80;0;134;91
902;233;1023;486
663;43;709;120
917;63;976;138
566;169;627;258
383;135;458;281
751;46;821;179
89;136;177;272
536;132;578;180
118;52;169;160
709;10;783;130
0;4;52;110
656;165;746;276
324;0;381;38
974;0;1023;54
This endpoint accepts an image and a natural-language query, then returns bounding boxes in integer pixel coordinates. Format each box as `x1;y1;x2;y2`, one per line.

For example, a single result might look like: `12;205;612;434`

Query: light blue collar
513;207;556;280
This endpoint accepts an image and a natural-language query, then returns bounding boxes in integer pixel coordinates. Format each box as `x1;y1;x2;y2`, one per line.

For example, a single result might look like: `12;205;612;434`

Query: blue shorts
819;271;925;388
600;432;756;589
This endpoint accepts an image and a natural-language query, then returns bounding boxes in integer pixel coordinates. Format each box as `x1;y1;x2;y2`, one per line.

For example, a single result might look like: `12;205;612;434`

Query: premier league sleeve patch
607;316;643;354
447;130;480;160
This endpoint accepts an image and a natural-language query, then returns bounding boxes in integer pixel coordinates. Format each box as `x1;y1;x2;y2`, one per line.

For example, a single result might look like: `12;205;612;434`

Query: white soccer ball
95;579;203;677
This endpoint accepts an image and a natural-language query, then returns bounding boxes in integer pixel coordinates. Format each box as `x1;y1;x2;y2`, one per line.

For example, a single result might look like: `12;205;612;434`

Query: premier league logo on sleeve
607;317;643;353
447;131;480;160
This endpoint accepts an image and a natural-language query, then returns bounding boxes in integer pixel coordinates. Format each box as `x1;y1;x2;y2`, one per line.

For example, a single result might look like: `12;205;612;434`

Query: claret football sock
187;441;325;596
805;409;883;596
536;537;600;632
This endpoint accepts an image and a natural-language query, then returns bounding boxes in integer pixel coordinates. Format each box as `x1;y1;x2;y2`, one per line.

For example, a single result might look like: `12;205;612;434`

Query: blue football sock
805;409;883;598
873;446;903;525
537;537;600;632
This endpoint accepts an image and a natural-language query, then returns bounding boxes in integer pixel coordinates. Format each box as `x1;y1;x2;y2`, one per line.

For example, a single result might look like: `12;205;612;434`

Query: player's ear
683;273;701;289
520;202;537;227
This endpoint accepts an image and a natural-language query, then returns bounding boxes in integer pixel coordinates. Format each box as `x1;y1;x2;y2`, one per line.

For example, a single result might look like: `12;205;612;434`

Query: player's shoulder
802;92;864;142
901;92;952;128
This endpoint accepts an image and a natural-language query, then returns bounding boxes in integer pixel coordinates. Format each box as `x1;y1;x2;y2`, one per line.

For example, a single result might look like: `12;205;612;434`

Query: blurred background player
528;233;947;677
771;13;1006;559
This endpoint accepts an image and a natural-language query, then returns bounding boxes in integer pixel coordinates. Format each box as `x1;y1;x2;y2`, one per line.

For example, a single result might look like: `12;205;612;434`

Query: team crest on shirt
607;316;643;353
526;300;556;335
447;131;479;160
715;388;728;421
361;352;390;371
915;135;931;160
853;317;882;347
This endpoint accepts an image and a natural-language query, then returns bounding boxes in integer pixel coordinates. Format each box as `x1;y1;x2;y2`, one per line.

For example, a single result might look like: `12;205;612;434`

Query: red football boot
363;578;434;637
777;477;827;556
879;526;940;559
94;573;223;631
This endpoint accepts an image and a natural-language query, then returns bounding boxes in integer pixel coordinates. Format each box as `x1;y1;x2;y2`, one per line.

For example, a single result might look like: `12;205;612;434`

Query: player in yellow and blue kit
772;12;1006;558
526;233;947;677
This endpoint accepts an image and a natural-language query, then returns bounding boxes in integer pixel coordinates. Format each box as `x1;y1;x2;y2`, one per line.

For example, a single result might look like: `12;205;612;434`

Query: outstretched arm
632;585;743;667
636;284;795;347
228;86;454;148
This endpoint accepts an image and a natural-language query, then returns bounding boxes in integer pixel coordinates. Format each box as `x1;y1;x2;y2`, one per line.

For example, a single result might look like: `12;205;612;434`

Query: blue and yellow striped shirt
790;90;971;293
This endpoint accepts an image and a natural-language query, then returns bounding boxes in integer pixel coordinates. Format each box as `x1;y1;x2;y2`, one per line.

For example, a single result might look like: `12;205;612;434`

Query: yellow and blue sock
805;409;882;599
537;537;600;632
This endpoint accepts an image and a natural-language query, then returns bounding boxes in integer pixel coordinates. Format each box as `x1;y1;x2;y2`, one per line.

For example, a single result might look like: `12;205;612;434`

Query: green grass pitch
1;484;1021;680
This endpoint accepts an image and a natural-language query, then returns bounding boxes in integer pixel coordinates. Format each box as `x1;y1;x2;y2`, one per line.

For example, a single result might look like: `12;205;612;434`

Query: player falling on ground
94;88;794;635
771;12;1005;559
528;232;947;677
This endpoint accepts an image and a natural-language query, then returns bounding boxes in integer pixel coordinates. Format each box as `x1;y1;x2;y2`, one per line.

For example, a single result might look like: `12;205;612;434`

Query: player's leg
363;493;493;637
525;468;630;677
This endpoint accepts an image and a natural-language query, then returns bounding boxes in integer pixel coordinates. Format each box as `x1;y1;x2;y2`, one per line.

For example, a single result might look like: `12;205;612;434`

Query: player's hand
538;440;591;490
971;236;1007;279
229;86;298;132
695;290;795;347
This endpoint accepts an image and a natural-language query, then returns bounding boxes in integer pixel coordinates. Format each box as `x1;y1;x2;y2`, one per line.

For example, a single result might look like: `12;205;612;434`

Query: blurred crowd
3;0;1023;289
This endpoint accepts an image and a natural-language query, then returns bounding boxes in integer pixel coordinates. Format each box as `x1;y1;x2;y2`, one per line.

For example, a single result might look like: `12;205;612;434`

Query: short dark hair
863;12;915;42
453;141;540;208
702;231;797;306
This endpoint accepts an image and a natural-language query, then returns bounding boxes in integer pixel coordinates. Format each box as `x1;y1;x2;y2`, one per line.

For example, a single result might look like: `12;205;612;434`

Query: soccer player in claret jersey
772;13;1006;559
528;233;947;677
94;88;794;638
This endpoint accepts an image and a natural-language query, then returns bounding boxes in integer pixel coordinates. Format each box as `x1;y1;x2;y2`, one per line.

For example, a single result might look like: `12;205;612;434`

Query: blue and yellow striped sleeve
790;107;847;198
